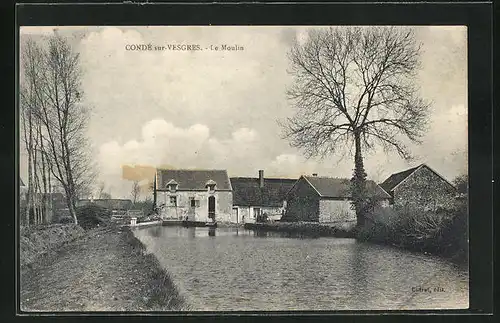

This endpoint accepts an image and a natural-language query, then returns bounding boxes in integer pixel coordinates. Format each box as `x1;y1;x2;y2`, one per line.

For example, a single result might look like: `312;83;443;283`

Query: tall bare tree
281;27;430;227
20;32;95;225
20;39;52;226
130;180;141;204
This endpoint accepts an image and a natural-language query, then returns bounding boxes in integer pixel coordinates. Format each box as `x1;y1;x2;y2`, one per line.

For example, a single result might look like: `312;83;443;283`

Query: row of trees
20;32;95;226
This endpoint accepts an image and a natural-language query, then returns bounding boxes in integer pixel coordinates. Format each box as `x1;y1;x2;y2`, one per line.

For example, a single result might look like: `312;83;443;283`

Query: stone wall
283;178;320;222
318;199;356;223
157;190;233;222
393;166;457;212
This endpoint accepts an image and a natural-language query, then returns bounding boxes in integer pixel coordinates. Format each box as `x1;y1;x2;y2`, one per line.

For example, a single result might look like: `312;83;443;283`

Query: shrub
76;204;112;230
58;217;74;224
434;199;468;261
358;199;468;263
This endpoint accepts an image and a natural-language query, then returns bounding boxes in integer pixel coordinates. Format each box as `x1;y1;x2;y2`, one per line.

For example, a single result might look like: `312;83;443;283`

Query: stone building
379;163;457;212
282;175;391;223
155;169;233;223
230;170;296;224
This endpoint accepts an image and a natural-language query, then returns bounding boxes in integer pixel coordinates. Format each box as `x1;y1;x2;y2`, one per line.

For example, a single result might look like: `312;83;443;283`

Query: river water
133;226;469;311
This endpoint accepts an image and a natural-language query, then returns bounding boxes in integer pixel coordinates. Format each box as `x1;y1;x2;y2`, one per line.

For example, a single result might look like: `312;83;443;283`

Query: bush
20;223;85;267
435;199;468;262
58;217;74;224
76;205;112;230
357;199;468;263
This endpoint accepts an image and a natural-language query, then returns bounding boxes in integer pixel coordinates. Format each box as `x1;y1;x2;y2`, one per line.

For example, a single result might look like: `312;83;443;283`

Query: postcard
18;25;469;312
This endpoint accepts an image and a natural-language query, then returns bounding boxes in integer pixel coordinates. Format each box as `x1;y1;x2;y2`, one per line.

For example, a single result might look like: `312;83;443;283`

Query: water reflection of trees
253;230;267;237
187;227;196;239
149;226;162;238
348;242;369;306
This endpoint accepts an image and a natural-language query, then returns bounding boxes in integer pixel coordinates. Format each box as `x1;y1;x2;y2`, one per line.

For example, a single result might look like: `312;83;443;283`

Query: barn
282;175;391;223
379;163;457;212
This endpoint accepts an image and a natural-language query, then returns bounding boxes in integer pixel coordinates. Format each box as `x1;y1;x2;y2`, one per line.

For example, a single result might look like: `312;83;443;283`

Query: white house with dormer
155;169;233;223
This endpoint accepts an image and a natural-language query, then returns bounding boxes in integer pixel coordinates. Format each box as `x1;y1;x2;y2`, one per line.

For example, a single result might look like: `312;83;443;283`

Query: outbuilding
282;175;391;223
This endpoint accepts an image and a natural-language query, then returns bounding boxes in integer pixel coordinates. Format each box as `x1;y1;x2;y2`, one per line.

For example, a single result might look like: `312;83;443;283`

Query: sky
19;26;468;199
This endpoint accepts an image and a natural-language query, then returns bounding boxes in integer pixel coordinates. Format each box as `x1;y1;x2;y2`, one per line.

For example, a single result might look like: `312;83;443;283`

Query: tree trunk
25;110;34;228
69;201;78;225
153;175;157;211
352;131;367;228
64;187;78;225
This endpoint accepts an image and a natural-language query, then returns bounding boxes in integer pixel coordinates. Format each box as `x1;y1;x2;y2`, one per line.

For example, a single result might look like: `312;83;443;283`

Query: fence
126;209;144;217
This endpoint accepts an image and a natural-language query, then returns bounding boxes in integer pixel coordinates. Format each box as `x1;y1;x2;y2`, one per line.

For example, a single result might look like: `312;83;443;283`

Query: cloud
98;119;270;197
20;26;90;35
267;154;318;178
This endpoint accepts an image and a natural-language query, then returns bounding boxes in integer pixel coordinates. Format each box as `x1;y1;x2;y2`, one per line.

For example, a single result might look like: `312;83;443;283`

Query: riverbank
20;224;187;311
244;221;355;238
244;218;467;266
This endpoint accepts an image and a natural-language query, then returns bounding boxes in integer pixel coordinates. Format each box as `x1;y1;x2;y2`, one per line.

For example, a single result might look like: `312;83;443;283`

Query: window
253;208;261;217
205;180;216;193
166;179;178;192
189;197;200;208
170;196;177;207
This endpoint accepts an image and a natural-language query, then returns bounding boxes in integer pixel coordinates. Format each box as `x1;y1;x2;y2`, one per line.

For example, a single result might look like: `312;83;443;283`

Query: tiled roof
379;164;456;193
157;169;232;191
379;165;420;193
303;176;391;199
231;177;297;207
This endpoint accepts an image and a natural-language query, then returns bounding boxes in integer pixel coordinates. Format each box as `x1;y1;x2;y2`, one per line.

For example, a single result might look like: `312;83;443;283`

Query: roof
379;165;420;193
157;169;232;191
77;199;133;211
302;176;391;199
379;163;456;193
231;177;297;207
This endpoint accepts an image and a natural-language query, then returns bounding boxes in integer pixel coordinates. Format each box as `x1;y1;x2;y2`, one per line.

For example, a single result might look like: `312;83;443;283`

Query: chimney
312;173;318;177
259;170;264;188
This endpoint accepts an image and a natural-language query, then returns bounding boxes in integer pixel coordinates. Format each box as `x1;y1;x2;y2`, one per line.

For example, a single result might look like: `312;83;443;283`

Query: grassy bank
20;223;187;311
355;201;468;265
244;221;355;238
20;223;86;268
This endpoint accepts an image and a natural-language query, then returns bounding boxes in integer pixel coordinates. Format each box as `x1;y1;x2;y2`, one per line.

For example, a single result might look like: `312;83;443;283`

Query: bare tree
131;180;141;204
20;39;52;226
97;181;106;199
20;33;95;225
97;181;112;199
281;27;430;227
100;192;112;199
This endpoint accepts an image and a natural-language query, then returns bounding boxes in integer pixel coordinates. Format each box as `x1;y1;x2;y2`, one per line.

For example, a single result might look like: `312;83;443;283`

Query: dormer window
205;179;217;193
166;179;178;192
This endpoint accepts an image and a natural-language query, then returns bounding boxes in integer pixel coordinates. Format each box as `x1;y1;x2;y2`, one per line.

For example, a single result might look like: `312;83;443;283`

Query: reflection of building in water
208;227;216;237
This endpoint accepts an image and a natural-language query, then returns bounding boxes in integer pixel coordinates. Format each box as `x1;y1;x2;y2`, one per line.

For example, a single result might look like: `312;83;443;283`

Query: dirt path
20;226;186;312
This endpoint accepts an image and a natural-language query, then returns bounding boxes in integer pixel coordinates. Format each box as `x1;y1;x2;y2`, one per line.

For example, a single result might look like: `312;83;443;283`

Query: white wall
158;190;232;222
234;205;285;223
